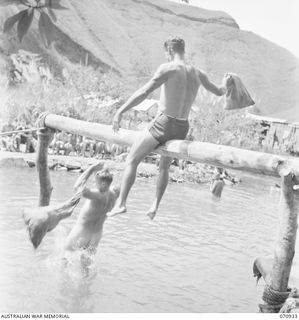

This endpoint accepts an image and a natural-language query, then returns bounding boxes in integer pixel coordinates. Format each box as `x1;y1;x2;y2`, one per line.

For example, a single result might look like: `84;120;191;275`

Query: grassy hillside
0;0;298;122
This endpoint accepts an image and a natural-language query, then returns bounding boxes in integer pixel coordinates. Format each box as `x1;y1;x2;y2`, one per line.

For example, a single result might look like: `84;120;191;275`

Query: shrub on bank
2;52;132;126
191;88;262;151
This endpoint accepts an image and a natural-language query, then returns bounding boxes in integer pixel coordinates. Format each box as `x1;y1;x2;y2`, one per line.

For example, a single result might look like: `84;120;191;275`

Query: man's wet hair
164;37;185;54
96;169;113;185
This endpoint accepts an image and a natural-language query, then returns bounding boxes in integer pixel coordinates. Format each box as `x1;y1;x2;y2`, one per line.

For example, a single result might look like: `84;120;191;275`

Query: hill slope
0;0;298;122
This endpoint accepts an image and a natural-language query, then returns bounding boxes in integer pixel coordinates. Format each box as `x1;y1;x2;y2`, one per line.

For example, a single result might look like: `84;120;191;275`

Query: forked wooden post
271;172;298;292
256;167;299;313
36;115;54;206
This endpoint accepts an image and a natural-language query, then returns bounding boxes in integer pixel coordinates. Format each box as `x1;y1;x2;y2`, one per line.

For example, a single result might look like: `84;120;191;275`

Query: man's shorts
148;113;189;144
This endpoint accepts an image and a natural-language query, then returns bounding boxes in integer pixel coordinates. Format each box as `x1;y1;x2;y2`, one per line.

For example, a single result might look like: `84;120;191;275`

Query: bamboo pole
0;127;44;136
43;113;299;177
36;128;54;206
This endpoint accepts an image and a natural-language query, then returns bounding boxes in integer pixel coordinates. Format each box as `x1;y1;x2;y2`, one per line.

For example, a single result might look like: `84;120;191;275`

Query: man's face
95;176;110;192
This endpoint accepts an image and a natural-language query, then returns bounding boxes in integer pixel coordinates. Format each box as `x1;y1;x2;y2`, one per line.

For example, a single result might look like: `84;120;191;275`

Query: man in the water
108;37;227;220
64;162;119;253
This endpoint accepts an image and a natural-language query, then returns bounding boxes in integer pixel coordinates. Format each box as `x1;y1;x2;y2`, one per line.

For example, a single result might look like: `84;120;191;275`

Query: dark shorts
148;113;189;144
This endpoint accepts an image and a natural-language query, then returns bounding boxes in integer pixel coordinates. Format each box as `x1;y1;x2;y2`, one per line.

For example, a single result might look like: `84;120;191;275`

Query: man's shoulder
83;188;101;200
196;68;207;77
162;62;200;72
156;62;176;73
154;62;201;80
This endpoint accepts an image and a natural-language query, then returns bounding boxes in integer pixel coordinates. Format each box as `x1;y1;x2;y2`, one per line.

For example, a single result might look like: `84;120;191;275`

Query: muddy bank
0;150;239;184
0;150;157;176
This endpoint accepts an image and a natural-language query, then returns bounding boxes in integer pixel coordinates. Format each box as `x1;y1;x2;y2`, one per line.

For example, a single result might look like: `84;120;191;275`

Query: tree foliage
2;0;68;47
0;0;22;7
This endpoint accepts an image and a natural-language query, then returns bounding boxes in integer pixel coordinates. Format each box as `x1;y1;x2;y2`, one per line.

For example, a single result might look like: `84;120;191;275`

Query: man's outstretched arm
197;69;226;96
112;64;170;131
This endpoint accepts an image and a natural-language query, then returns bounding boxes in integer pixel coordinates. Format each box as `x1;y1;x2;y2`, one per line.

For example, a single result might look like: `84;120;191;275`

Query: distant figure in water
210;167;229;198
209;167;241;198
64;162;120;254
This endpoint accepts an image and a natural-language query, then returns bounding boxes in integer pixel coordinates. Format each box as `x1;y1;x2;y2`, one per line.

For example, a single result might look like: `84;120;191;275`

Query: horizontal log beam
44;114;299;178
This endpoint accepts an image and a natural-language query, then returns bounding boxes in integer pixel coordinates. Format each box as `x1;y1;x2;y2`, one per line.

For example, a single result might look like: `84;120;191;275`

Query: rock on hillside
0;0;298;121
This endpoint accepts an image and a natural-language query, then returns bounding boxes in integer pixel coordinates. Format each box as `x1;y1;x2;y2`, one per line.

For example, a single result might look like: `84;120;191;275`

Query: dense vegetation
0;49;266;154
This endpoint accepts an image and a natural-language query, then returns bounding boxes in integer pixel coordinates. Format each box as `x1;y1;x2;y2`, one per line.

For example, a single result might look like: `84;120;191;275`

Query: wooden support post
258;171;299;312
36;128;54;206
271;173;298;291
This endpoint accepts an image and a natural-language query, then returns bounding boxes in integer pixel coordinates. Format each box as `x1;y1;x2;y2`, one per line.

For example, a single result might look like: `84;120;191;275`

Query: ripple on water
0;167;298;312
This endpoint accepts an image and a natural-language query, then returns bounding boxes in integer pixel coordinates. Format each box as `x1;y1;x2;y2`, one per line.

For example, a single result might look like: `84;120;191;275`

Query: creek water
0;166;298;313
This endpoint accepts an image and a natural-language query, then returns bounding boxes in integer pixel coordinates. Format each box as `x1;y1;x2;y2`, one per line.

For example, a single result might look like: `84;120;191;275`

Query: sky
171;0;299;58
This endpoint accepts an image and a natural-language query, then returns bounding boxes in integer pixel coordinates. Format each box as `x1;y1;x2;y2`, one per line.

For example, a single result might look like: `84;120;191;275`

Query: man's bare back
158;62;200;119
157;61;225;119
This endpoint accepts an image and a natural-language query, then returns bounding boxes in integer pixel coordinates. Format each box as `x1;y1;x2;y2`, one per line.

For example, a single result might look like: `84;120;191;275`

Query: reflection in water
0;167;298;312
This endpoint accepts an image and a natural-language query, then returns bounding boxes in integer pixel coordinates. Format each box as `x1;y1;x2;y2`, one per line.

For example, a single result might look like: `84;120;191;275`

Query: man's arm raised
73;161;105;192
197;69;226;96
112;64;170;131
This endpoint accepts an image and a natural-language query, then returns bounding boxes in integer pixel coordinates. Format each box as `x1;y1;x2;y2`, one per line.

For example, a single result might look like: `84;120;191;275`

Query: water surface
0;166;298;313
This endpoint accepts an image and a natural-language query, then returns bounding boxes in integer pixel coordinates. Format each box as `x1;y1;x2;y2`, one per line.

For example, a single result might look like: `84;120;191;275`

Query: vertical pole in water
36;125;54;207
260;170;299;312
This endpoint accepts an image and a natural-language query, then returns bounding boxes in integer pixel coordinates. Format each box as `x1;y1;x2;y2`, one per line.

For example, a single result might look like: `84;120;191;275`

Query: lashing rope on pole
259;285;298;312
263;284;292;304
0;127;45;137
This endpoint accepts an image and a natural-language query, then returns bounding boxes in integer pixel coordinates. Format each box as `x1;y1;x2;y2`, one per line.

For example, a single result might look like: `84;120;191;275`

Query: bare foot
146;211;156;220
146;204;157;220
107;205;127;217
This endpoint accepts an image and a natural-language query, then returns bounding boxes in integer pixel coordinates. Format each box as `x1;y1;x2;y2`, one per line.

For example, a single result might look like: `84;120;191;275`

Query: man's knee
126;155;141;167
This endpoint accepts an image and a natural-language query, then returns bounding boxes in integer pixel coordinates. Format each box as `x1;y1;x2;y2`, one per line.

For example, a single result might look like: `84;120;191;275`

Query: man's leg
147;156;172;220
107;130;159;217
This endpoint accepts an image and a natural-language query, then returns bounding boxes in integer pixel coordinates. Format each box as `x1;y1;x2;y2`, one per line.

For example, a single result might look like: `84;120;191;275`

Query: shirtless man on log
108;37;227;220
